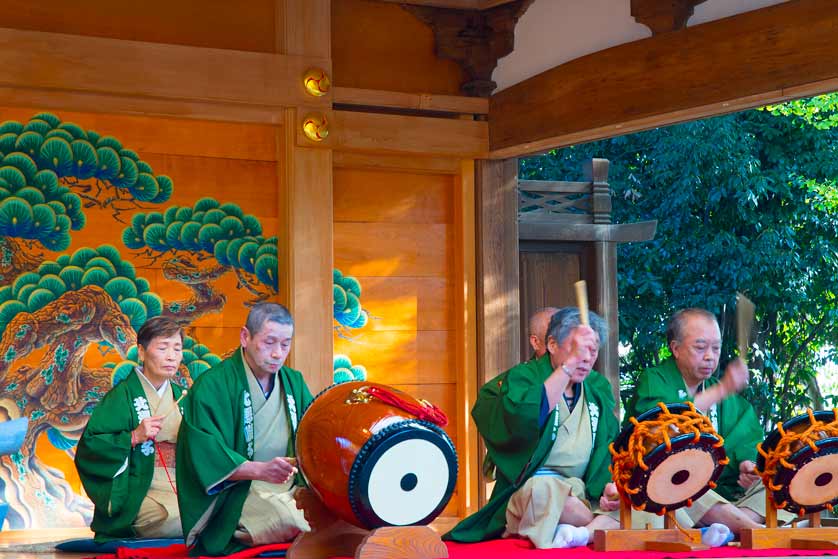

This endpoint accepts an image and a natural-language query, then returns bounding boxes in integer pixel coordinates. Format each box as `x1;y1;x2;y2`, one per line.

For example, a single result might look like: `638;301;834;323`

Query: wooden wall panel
350;277;451;331
333;162;463;513
334;223;450;277
334;169;453;223
518;250;582;361
0;0;278;53
331;0;465;95
334;330;454;384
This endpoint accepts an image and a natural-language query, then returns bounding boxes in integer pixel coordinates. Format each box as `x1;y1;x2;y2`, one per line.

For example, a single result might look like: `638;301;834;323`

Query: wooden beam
333;86;488;115
0;86;285;124
304;110;488;157
379;0;517;9
281;0;334;394
333;152;461;174
518;221;657;243
490;0;838;157
0;26;330;111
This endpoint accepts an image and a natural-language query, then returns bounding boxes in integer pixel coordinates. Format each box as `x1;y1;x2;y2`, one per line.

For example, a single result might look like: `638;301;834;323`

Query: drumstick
174;389;188;406
574;280;590;326
736;293;755;364
162;389;188;418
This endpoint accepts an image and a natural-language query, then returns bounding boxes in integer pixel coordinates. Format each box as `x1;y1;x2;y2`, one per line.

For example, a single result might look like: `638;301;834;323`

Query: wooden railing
518;158;611;225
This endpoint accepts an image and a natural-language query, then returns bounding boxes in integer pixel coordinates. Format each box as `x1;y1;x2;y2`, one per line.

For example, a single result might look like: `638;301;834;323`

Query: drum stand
740;494;838;549
287;489;449;559
593;501;707;551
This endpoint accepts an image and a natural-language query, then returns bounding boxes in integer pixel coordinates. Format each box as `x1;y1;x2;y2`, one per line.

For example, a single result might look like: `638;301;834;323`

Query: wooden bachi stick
575;280;590;326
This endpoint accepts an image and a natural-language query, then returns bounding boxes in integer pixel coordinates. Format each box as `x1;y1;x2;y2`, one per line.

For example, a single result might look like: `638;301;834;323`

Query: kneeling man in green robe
176;303;314;556
626;308;793;536
76;316;187;542
447;307;622;548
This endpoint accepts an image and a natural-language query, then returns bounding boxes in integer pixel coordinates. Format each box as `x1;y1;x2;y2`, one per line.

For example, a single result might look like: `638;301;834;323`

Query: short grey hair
666;308;717;346
245;302;294;335
546;307;607;347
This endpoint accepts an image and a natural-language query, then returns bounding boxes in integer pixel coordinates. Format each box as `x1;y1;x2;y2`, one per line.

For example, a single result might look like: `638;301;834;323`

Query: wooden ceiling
379;0;516;9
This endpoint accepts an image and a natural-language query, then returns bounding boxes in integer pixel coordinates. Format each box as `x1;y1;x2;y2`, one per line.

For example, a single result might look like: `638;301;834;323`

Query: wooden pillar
594;241;620;409
476;158;520;384
586;159;620;409
278;0;334;392
475;158;519;505
455;160;479;516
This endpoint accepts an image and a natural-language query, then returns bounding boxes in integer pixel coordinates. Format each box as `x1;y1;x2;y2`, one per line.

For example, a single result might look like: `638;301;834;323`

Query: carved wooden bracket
631;0;708;35
402;0;535;97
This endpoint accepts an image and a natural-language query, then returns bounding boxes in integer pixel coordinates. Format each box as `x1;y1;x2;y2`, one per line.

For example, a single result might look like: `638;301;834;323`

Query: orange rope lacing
609;402;729;514
755;408;838;515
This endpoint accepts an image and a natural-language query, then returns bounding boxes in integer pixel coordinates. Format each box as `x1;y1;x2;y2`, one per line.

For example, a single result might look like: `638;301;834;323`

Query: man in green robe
447;307;621;548
76;317;187;542
626;308;792;534
176;303;314;556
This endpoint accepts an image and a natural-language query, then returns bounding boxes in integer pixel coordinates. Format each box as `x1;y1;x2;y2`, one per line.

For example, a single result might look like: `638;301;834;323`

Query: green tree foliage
333;353;367;384
122;197;279;293
0;244;161;333
520;94;838;428
0;113;172;251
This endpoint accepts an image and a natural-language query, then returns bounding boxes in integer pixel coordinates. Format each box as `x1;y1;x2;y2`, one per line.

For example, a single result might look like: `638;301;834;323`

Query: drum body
757;409;838;515
611;402;727;514
296;381;457;529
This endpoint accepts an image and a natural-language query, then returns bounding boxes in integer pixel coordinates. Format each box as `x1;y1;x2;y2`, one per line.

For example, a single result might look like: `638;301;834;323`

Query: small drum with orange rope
295;381;457;530
756;408;838;516
610;402;729;515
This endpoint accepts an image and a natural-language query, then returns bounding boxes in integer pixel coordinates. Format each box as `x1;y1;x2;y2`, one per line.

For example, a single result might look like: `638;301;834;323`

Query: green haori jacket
626;357;764;501
446;354;618;542
75;370;186;542
176;351;313;557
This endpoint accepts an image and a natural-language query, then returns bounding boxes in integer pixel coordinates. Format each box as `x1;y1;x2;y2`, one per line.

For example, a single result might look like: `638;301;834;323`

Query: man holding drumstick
447;306;622;548
176;303;313;556
627;308;794;539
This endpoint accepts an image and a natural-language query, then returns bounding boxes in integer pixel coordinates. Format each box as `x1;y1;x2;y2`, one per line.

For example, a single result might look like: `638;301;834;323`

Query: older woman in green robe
76;316;186;542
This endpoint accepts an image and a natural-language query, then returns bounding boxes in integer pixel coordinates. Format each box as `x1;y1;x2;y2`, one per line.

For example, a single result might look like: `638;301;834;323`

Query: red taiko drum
295;381;457;529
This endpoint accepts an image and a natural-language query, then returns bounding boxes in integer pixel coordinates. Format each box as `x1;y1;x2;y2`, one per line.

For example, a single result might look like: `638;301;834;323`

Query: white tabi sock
700;523;733;547
551;524;590;548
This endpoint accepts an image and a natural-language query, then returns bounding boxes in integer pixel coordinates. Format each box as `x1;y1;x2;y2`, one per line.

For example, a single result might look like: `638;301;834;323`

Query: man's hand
231;457;298;484
721;358;749;395
131;416;164;445
567;326;598;365
259;457;297;484
737;460;760;489
599;482;620;512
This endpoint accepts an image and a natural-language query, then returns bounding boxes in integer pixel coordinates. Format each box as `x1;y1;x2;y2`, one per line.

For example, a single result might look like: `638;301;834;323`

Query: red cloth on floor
444;538;837;559
87;538;838;559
